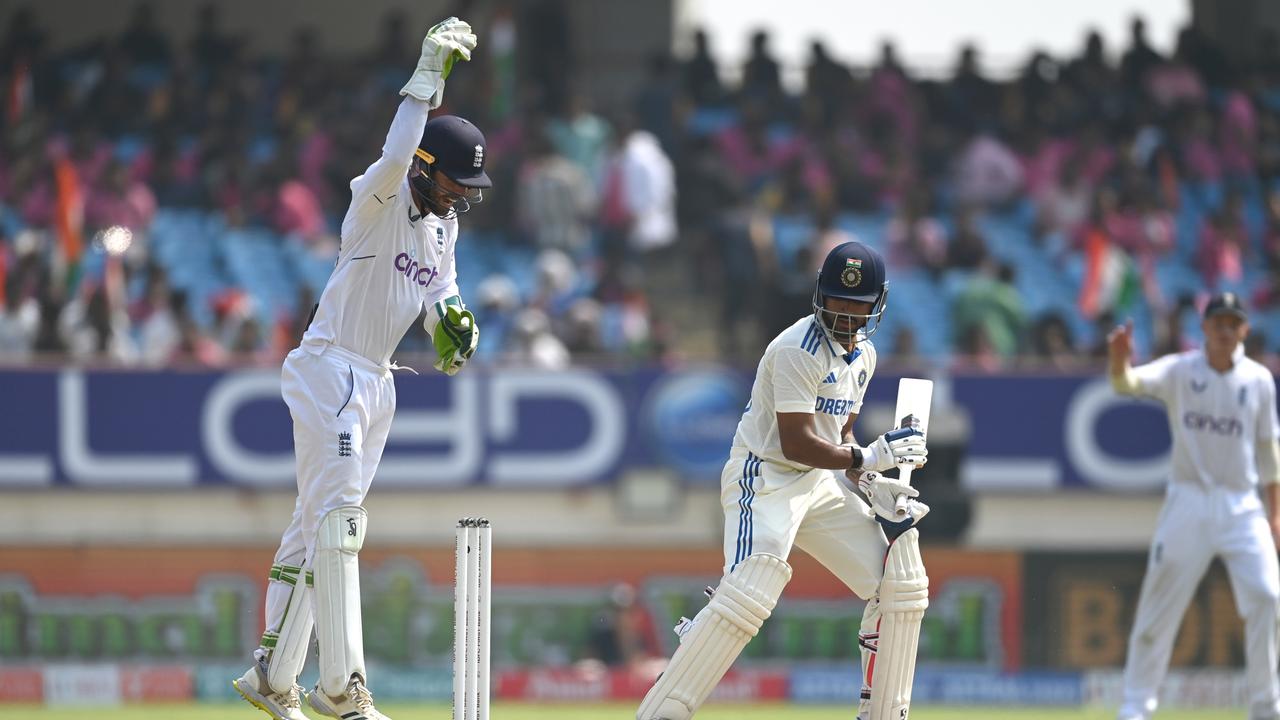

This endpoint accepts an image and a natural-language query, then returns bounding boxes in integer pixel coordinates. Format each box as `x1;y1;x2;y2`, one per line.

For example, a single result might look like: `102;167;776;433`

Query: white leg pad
263;563;315;693
857;595;881;716
869;528;929;720
314;506;368;697
636;553;792;720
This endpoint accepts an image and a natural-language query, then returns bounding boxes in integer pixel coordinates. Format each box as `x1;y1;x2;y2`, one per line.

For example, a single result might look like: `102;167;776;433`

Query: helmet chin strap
811;287;889;346
409;159;476;220
409;174;457;220
814;309;863;347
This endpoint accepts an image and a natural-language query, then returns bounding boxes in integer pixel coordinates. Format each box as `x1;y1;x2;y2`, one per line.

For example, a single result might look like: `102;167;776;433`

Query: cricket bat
891;378;933;517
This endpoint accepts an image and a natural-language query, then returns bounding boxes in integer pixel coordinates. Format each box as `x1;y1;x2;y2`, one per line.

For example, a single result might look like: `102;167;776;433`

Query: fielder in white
1109;292;1280;720
637;241;931;720
232;17;487;720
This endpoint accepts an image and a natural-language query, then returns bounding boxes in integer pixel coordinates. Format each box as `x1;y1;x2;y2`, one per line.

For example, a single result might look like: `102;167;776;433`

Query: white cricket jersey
302;98;461;367
1131;344;1280;494
732;316;878;471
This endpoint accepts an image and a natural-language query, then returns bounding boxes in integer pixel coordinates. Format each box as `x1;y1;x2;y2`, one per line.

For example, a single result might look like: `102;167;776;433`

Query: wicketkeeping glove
400;17;478;107
859;425;928;473
430;303;479;376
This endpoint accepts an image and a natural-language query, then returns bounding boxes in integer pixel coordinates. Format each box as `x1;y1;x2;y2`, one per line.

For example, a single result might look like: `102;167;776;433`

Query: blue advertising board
0;366;748;488
0;367;1200;491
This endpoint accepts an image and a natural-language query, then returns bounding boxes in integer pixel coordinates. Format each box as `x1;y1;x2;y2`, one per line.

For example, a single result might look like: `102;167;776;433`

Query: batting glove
856;470;930;532
858;425;928;473
401;17;478;107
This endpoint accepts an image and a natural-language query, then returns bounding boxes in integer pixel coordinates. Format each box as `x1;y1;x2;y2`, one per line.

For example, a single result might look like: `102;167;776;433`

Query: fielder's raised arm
350;18;478;209
1106;320;1140;395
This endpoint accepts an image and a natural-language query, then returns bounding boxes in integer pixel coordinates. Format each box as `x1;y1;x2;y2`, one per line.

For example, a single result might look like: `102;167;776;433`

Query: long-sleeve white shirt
301;98;462;366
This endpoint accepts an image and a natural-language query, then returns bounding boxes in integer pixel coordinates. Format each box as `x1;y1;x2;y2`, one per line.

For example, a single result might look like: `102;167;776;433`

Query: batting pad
637;553;792;720
263;563;315;693
869;528;929;720
314;506;368;697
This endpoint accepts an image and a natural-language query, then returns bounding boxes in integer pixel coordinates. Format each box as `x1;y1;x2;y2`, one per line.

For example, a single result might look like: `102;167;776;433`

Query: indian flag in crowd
53;154;85;293
1079;227;1139;319
0;244;7;310
6;60;31;122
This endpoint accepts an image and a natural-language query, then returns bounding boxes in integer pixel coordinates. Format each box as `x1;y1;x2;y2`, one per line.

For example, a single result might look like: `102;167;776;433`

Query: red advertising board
0;667;42;702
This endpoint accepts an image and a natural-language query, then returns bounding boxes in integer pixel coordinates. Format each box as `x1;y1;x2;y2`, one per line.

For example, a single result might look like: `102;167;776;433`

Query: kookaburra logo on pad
473;145;484;168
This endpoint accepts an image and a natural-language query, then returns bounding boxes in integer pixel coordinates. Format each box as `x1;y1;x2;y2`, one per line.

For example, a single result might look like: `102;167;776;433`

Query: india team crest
841;258;863;288
857;368;868;387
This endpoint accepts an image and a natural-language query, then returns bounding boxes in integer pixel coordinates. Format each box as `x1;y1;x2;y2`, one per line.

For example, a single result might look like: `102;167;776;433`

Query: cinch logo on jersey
1182;411;1242;437
393;252;440;287
815;397;856;416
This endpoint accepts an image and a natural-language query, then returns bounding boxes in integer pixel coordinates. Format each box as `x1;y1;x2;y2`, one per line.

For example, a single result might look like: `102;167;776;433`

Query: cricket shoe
307;674;392;720
232;659;308;720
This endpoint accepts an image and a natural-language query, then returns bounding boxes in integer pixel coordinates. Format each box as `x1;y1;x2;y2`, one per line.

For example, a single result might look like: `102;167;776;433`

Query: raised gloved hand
401;17;478;107
859;424;928;473
855;470;930;533
428;300;479;376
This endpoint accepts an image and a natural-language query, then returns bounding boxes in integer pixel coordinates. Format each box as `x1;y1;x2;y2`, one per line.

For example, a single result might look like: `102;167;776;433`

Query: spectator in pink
866;42;919;153
85;159;157;233
1198;190;1249;289
953;132;1025;208
1179;107;1223;183
1219;89;1258;180
886;189;947;275
715;99;799;194
1036;154;1093;238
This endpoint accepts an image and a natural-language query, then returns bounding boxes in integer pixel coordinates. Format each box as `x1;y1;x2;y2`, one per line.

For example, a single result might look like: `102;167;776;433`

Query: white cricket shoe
232;659;309;720
307;674;392;720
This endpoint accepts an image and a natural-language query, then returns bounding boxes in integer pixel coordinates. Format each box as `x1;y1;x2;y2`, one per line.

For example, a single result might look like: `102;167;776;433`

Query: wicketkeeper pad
314;506;368;697
868;528;929;720
262;563;314;693
636;553;792;720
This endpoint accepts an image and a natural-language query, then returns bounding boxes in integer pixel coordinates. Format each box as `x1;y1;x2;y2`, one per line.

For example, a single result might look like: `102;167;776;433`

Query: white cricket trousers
719;448;891;709
260;343;396;638
1119;483;1280;720
719;448;888;594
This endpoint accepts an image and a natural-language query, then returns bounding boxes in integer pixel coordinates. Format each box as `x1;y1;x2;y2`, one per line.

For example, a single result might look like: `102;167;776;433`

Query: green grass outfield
2;703;1246;719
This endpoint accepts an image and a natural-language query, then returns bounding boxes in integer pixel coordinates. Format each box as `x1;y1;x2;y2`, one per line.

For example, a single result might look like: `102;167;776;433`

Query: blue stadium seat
685;107;738;137
1154;258;1202;300
835;212;889;249
888;270;951;359
772;215;813;268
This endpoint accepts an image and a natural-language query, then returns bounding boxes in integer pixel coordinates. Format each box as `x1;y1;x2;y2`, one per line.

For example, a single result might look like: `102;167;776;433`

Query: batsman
637;242;931;720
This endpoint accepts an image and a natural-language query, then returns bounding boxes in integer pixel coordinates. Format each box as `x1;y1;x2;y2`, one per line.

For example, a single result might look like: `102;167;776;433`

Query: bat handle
894;466;913;517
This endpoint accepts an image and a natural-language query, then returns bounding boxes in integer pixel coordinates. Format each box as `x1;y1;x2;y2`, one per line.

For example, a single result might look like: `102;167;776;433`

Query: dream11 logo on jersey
393;252;440;288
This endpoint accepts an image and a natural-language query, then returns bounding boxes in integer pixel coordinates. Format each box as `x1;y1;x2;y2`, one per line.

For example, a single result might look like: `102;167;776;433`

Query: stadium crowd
2;3;1280;370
